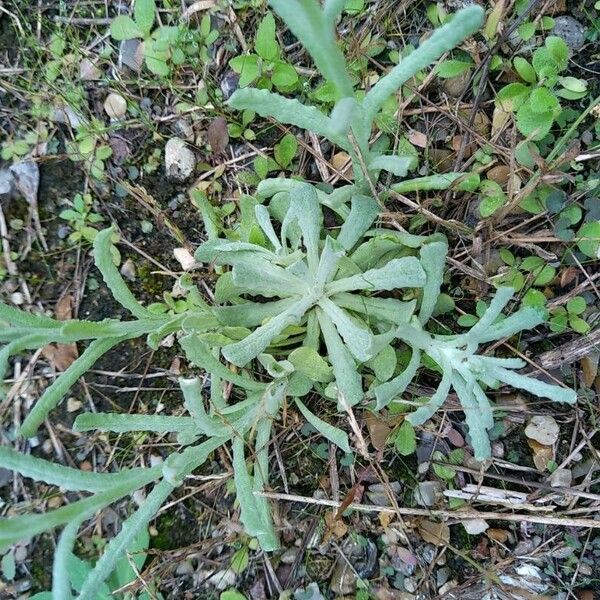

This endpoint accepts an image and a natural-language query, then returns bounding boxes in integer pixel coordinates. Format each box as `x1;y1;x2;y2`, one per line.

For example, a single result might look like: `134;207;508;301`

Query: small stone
579;564;592;576
404;577;417;593
79;461;92;471
491;441;504;458
366;481;401;506
47;496;63;508
104;93;127;119
66;398;82;413
525;415;560;446
550;468;572;488
462;519;489;535
175;561;194;575
14;545;28;562
438;580;458;595
436;567;450;588
0;169;14;198
165;137;196;182
553;16;586;51
133;489;146;507
10;292;24;305
415;481;441;507
120;258;136;282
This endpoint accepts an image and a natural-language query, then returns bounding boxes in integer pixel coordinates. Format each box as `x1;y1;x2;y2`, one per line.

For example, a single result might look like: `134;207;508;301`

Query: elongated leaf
222;296;314;367
216;298;297;327
195;239;276;265
232;437;279;550
333;293;416;326
452;372;491;461
369;155;413;177
337;195;380;251
20;337;122;438
269;0;353;98
295;398;350;452
77;480;174;600
474;306;546;343
323;0;346;23
0;304;61;329
466;287;514;340
286;183;322;272
190;189;220;241
316;308;363;407
487;364;577;404
52;519;82;600
179;378;230;436
316;237;345;285
94;229;152;320
364;6;484;120
326;256;426;294
390;172;480;194
319;296;374;361
179;336;266;391
255;205;282;251
0;446;160;493
73;413;197;435
232;258;307;298
418;240;448;324
406;368;452;425
373;347;421;409
0;480;142;549
229;88;350;150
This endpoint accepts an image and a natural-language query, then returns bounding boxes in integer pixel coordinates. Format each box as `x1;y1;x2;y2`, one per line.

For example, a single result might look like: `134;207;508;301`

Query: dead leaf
527;438;554;472
487;165;510;186
408;130;427;148
487;528;509;543
378;512;393;529
42;294;79;371
331;151;353;178
560;266;579;287
182;0;216;20
581;352;599;388
525;415;559;446
207;117;229;155
491;106;511;136
322;511;348;543
418;519;450;546
365;413;391;450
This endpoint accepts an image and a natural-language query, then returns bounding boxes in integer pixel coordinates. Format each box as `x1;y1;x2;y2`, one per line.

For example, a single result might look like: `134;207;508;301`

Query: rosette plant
0;2;579;597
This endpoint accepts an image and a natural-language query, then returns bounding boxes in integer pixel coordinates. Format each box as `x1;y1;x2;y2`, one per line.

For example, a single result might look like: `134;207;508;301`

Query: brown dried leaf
322;511;348;543
408;130;427;148
526;438;554;472
560;266;579;287
487;528;509;543
418;519;450;546
365;413;392;450
41;343;78;371
581;353;599;388
207;117;229;155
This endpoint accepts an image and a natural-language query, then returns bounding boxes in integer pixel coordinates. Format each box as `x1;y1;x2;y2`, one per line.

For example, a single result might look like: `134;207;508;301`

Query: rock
366;481;401;506
415;481;441;507
404;577;417;593
165;137;196;182
53;104;86;128
462;519;489;535
0;169;15;199
329;538;377;594
120;258;136;282
436;567;451;588
220;70;239;100
525;415;560;446
104;93;127;119
550;467;572;488
438;580;458;595
119;39;144;72
553;16;586;51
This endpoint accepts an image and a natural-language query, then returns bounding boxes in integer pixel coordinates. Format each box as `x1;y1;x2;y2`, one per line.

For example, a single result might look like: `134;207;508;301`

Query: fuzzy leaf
228;88;350;150
363;6;484;121
295;398;350;452
336;194;380;251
